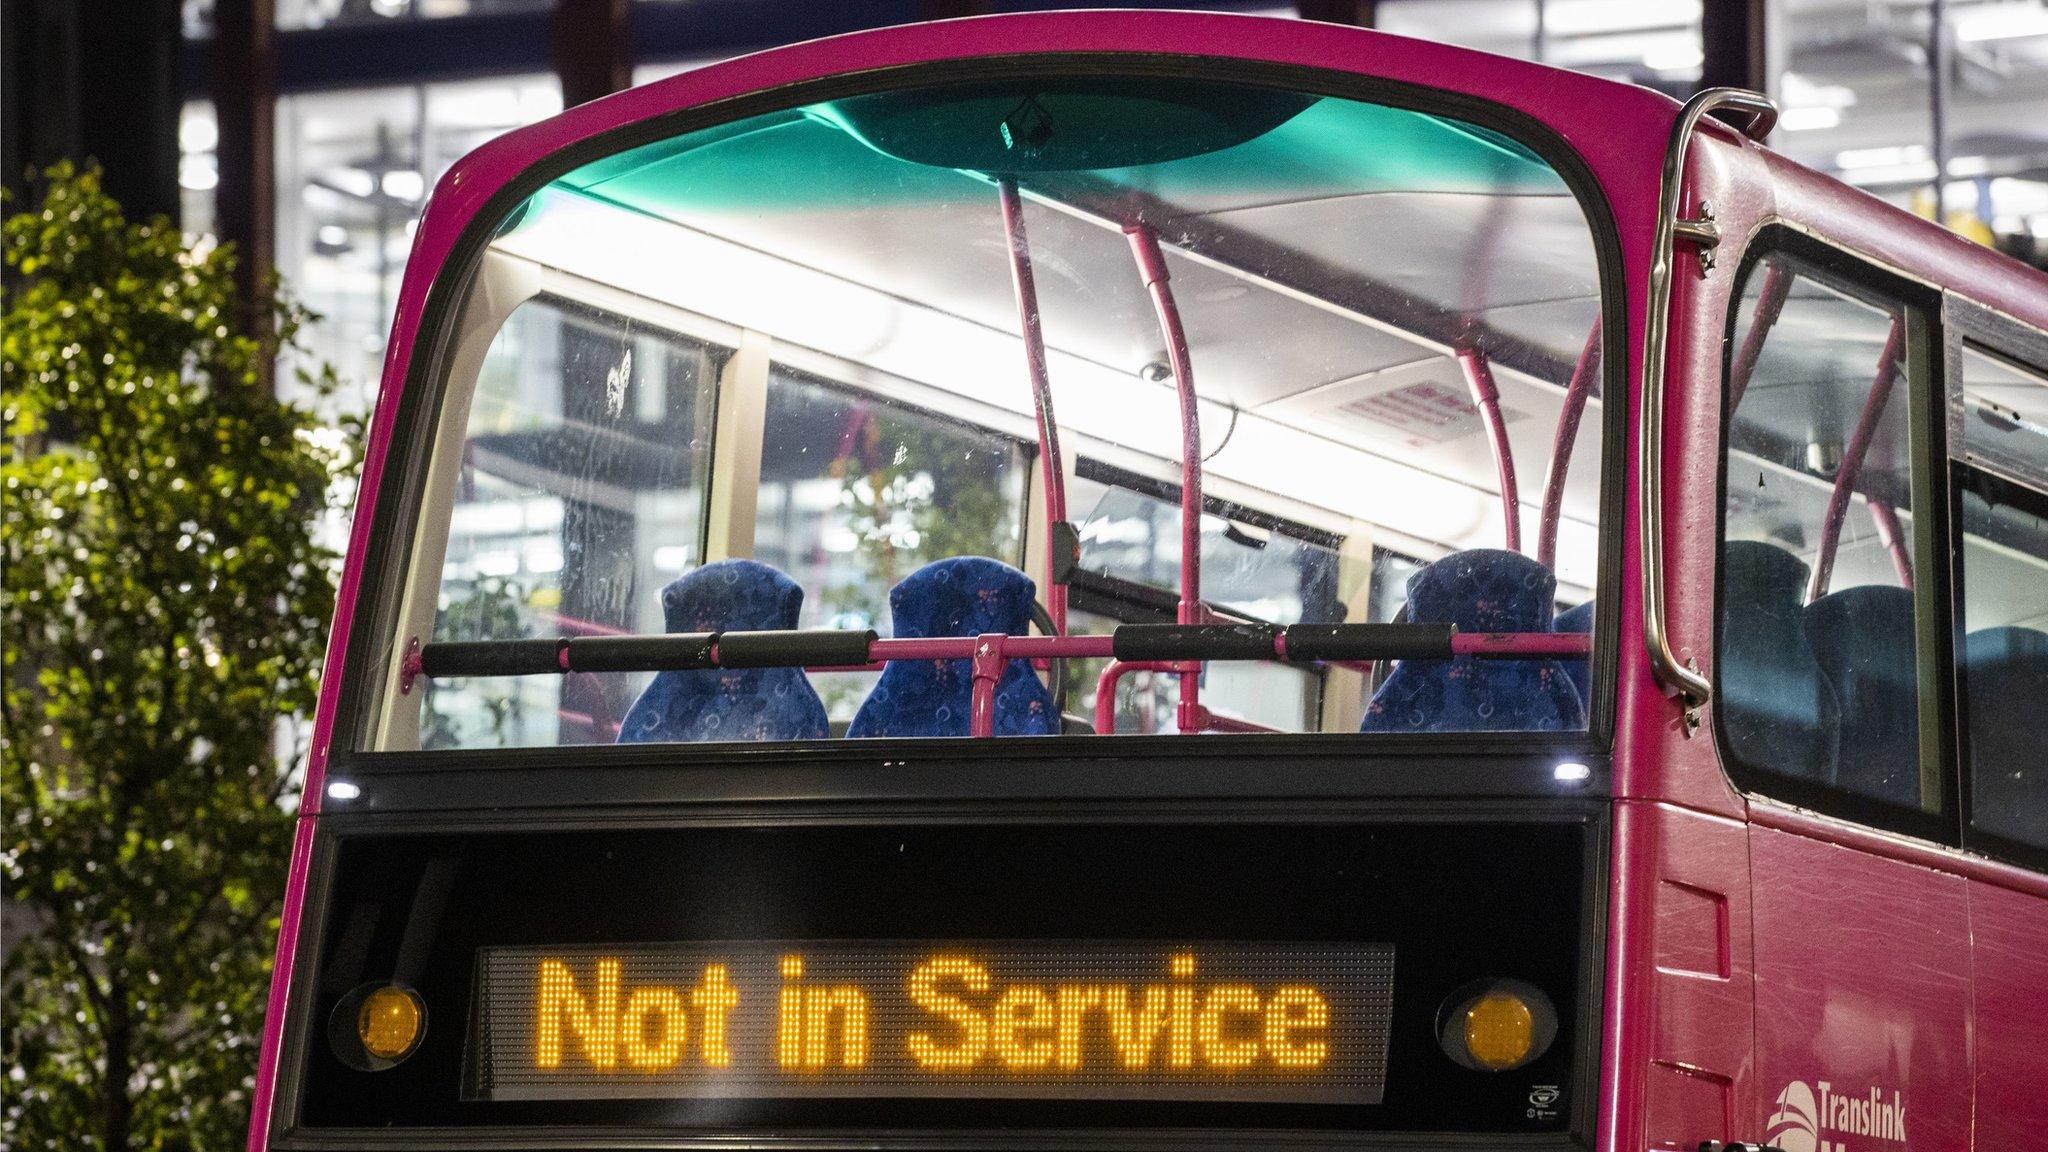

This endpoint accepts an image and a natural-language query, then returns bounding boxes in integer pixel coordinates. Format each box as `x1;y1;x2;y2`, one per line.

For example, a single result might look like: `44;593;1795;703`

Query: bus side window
426;296;724;750
1952;345;2048;857
1716;251;1942;824
753;364;1030;727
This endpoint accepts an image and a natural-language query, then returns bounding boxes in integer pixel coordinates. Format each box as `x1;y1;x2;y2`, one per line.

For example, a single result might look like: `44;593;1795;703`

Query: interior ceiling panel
1211;190;1600;316
550;84;1616;538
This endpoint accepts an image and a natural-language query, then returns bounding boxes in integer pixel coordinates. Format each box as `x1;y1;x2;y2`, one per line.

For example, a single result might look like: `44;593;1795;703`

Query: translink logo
1767;1079;1908;1152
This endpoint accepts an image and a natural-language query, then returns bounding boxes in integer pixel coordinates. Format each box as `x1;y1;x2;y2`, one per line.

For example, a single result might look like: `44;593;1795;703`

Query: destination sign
467;942;1394;1104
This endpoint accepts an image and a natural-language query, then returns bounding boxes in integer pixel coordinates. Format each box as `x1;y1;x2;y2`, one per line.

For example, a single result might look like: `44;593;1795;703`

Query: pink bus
248;12;2047;1152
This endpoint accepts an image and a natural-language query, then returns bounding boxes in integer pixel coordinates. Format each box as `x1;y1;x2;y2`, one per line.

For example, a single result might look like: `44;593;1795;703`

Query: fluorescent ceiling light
1954;3;2048;43
1641;41;1704;72
381;169;426;202
178;154;218;192
1779;106;1843;132
1781;72;1858;110
179;107;218;154
1839;161;1939;188
1545;0;1698;37
1836;144;1929;171
325;166;377;198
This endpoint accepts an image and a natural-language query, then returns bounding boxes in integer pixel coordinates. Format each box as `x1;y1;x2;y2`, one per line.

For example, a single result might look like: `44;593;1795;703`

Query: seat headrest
659;558;804;634
1805;583;1916;635
1966;626;2048;665
889;556;1036;638
1553;599;1594;635
1724;540;1810;605
1405;548;1556;633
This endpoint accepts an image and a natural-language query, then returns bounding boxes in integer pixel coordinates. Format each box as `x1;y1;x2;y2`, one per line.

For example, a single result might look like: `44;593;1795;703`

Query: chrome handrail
1639;87;1779;715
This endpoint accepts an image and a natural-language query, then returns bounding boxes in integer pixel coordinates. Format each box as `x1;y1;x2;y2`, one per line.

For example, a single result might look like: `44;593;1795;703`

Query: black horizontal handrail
404;621;1590;687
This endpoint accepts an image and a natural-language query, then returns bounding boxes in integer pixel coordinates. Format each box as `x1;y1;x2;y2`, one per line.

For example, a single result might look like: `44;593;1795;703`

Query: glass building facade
173;0;2048;418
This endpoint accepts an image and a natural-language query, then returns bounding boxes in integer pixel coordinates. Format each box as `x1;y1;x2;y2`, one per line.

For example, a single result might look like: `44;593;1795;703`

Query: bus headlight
1437;979;1556;1072
331;982;426;1070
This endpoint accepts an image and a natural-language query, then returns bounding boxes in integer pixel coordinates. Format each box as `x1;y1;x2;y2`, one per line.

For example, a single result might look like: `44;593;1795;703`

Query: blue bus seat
1552;598;1594;705
1802;583;1918;806
1963;626;2048;841
848;557;1057;738
1719;541;1841;783
1361;548;1584;732
618;558;829;743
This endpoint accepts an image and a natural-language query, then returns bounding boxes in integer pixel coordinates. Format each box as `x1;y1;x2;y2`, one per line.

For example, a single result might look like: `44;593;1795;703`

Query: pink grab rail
996;178;1072;637
1124;223;1207;734
1808;318;1905;603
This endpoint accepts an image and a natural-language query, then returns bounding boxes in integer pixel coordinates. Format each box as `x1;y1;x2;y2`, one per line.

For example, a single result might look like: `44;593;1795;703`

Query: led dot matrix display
469;941;1393;1104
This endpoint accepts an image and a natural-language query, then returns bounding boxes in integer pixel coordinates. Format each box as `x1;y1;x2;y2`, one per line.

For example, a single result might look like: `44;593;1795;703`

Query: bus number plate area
467;941;1393;1104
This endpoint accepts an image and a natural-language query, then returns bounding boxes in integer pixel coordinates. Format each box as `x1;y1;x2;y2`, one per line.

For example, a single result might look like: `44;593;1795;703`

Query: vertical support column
214;0;277;349
87;0;184;222
1700;0;1784;108
3;0;180;223
1455;346;1523;554
1124;224;1206;732
1929;0;1952;221
555;0;633;109
1295;0;1377;25
705;331;771;563
1317;527;1378;733
997;177;1069;634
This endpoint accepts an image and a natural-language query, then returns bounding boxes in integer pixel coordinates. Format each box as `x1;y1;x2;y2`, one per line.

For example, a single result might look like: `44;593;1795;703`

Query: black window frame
1712;224;1959;848
1942;292;2048;874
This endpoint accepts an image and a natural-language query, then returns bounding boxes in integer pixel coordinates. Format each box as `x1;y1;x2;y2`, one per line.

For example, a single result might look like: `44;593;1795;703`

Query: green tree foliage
2;165;357;1151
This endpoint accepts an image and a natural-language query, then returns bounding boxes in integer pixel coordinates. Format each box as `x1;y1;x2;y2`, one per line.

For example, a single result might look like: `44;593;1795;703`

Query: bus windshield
368;70;1611;752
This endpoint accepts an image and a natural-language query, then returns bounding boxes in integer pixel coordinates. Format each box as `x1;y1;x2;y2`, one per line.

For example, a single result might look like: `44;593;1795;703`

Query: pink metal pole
1809;319;1905;603
968;633;1007;738
1869;501;1914;590
1091;659;1282;735
1728;259;1793;411
997;177;1070;635
1536;319;1602;571
1094;659;1187;734
1199;712;1280;734
1124;223;1205;732
1455;345;1523;554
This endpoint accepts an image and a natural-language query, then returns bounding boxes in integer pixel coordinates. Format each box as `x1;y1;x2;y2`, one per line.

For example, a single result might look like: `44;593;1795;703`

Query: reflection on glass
423;297;720;749
380;71;1609;748
1720;257;1928;812
754;366;1027;722
1074;467;1345;628
1955;346;2048;849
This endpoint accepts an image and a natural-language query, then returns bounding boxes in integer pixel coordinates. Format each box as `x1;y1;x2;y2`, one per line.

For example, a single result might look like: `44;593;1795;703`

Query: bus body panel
1750;823;1974;1151
241;10;2048;1152
251;17;1692;1150
1611;127;1759;822
1613;799;1756;1152
1665;99;2048;1152
1970;878;2048;1152
295;8;1686;820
